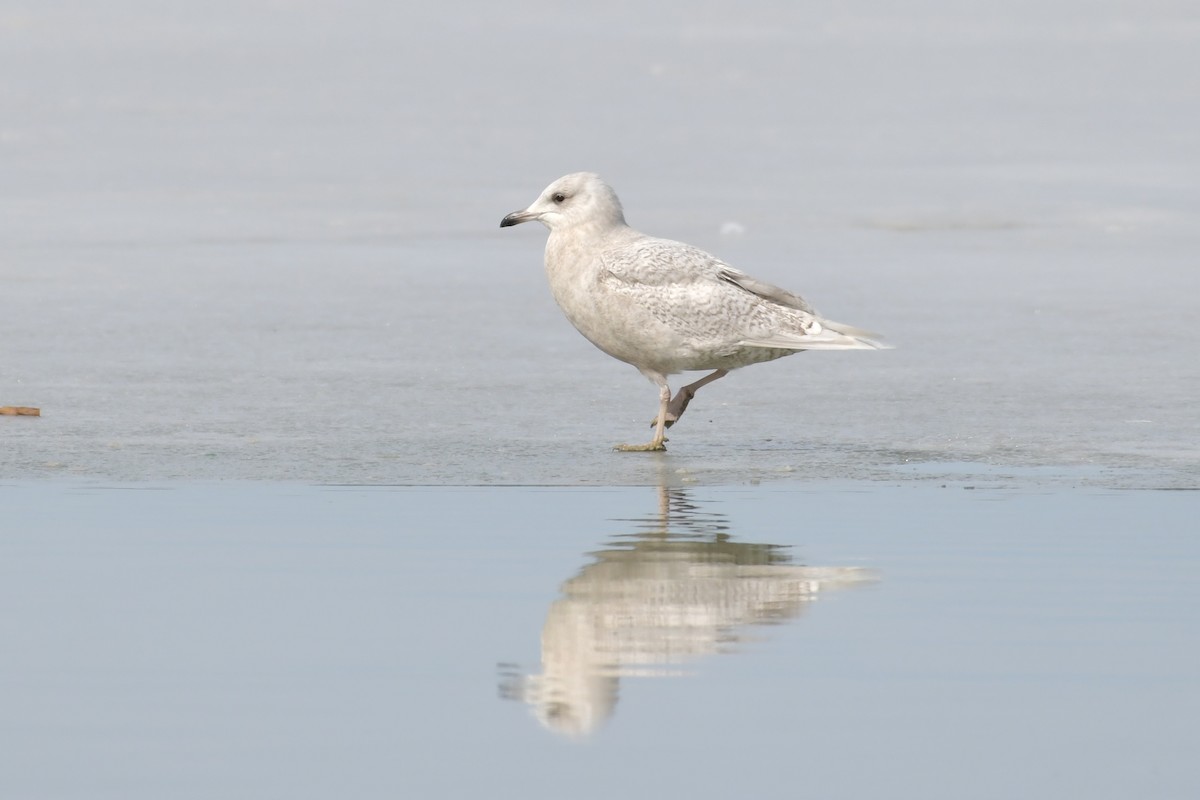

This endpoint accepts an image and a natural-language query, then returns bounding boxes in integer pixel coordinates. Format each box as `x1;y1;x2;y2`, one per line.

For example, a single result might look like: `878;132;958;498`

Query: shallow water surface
2;482;1196;799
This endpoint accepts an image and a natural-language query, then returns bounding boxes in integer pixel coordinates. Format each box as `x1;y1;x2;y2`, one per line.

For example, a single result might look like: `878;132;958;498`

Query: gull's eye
552;192;566;203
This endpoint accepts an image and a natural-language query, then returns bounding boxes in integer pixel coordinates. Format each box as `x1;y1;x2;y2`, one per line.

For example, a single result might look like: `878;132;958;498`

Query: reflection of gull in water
499;487;875;738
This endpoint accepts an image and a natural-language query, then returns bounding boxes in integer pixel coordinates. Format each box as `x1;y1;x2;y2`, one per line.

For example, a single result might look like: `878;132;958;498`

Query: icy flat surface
2;0;1198;487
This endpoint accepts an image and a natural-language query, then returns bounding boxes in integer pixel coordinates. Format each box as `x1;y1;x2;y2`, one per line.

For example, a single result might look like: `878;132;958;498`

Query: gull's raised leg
617;369;671;452
652;369;730;429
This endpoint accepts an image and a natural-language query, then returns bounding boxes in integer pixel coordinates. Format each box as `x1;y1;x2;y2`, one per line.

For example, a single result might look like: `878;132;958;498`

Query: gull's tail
740;319;892;351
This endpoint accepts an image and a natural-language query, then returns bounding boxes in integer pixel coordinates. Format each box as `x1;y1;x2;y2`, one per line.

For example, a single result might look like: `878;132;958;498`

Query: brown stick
0;406;40;416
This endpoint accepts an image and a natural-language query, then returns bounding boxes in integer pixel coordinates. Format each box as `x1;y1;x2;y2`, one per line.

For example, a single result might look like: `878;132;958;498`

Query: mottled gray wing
717;267;887;347
599;238;888;351
598;237;729;286
599;238;816;309
716;268;818;316
597;238;807;345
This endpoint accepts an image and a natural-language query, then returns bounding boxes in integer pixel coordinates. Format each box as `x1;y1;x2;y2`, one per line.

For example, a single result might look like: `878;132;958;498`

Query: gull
500;172;889;451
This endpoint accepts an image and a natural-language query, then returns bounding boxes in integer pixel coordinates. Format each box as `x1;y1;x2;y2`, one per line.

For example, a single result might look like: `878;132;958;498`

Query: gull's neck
549;217;636;249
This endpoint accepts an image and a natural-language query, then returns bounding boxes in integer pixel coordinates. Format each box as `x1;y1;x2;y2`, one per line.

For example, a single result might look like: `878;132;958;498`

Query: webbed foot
614;439;668;452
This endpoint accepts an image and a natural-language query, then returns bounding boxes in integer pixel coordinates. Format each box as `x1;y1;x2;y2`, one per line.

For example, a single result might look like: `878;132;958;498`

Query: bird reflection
499;486;875;738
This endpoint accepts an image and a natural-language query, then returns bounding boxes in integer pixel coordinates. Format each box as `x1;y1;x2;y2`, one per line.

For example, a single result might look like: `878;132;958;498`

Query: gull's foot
614;440;668;452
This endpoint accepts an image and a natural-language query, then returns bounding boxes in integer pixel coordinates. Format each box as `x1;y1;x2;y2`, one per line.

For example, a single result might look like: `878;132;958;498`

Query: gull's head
500;172;626;233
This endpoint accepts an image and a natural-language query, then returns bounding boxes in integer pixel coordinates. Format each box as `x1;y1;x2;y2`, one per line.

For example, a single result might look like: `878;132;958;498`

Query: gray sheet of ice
1;0;1198;487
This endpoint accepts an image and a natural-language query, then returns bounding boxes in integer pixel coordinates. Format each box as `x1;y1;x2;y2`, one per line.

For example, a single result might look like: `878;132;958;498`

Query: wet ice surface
4;230;1197;487
3;482;1198;799
2;3;1199;798
1;1;1198;489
